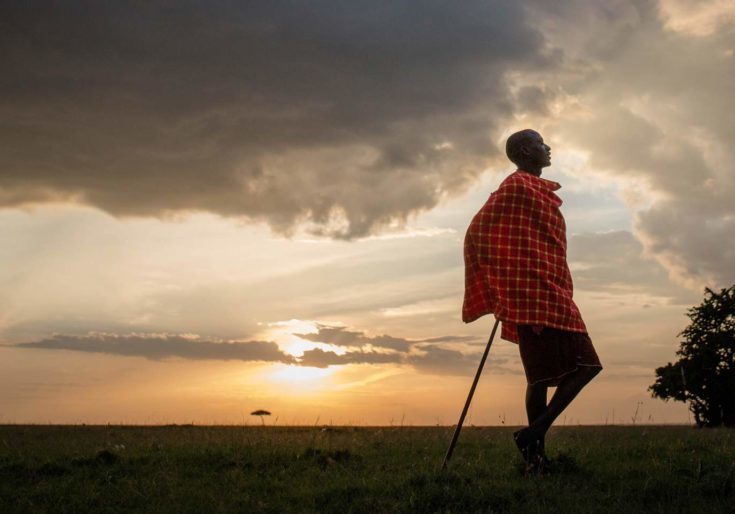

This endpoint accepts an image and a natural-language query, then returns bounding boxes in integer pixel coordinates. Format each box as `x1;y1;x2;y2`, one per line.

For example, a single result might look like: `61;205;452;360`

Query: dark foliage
650;286;735;427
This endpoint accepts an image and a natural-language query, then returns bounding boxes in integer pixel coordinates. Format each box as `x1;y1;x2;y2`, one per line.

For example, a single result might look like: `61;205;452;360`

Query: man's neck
517;166;542;177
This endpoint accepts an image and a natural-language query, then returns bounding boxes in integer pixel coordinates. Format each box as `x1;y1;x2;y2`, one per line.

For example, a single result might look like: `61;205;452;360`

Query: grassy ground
0;424;733;513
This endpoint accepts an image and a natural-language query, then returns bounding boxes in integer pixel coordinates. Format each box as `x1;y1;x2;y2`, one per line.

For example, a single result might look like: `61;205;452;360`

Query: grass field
1;424;733;513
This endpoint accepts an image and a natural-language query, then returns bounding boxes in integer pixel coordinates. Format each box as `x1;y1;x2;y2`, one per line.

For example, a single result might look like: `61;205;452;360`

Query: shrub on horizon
650;285;735;427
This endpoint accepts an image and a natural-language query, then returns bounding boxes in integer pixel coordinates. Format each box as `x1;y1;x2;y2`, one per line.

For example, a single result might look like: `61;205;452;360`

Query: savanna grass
0;425;733;513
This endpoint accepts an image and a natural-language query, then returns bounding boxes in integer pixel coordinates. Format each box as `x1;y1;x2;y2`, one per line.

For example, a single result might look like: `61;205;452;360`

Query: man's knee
527;382;548;394
581;365;602;381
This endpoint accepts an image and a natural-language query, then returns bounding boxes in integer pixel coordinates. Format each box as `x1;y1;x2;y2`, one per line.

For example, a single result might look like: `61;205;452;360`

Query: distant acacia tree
251;409;271;426
650;286;735;427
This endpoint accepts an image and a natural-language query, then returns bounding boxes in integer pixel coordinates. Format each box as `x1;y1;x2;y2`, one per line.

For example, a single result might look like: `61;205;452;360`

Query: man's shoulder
472;173;533;219
501;170;547;188
496;171;561;205
494;171;534;197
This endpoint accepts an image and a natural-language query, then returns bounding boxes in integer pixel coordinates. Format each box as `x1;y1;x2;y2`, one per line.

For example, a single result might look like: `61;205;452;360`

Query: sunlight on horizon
263;319;351;357
266;363;337;390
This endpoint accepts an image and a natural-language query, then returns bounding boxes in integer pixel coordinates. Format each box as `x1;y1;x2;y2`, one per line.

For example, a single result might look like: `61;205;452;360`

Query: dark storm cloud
514;86;555;116
15;333;295;363
0;1;550;238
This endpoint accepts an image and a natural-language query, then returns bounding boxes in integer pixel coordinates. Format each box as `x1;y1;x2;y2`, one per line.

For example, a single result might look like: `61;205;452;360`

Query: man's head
505;129;551;176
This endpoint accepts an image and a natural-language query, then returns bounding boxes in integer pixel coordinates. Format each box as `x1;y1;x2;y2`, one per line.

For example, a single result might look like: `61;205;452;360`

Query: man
462;129;602;473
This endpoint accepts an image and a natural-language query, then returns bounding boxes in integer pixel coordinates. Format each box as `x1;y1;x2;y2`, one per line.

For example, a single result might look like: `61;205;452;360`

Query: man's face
523;131;551;168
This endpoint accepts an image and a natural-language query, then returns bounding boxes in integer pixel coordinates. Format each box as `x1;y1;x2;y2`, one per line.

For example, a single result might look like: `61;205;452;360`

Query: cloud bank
13;324;514;376
295;324;413;352
1;0;732;286
15;333;295;363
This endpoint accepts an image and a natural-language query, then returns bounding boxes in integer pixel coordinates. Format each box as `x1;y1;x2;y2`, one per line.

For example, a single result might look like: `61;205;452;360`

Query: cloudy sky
1;0;733;425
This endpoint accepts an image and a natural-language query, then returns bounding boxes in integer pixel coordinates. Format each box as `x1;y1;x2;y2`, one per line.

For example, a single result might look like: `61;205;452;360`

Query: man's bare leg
523;366;601;442
525;383;547;453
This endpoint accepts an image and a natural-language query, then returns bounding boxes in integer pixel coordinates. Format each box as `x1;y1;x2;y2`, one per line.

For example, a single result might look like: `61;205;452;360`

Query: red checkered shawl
462;170;587;343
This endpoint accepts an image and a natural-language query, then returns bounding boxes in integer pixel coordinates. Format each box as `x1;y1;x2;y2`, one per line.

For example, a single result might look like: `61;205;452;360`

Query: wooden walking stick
441;318;500;470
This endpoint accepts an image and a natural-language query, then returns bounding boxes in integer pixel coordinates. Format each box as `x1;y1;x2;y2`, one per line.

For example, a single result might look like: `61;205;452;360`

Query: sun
261;318;349;357
268;363;336;385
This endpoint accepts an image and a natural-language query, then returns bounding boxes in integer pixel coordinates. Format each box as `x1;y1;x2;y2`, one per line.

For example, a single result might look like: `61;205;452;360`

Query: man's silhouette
462;129;602;473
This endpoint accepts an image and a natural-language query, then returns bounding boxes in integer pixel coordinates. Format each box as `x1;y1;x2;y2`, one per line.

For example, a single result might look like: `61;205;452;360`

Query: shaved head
505;129;539;166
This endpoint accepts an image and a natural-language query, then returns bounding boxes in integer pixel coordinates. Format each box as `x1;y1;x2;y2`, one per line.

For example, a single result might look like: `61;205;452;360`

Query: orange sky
1;1;732;425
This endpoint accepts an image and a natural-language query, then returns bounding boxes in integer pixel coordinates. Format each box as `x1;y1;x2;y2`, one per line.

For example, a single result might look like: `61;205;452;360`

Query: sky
1;0;733;425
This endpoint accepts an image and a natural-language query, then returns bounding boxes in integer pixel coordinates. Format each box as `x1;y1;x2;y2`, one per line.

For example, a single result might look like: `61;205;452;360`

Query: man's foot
514;427;554;475
526;453;552;475
513;427;542;465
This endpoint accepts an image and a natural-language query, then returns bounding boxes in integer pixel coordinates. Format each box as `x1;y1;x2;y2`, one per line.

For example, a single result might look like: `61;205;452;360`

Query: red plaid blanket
462;170;587;343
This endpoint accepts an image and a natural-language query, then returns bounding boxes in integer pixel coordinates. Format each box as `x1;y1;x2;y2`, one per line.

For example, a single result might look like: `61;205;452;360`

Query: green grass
0;425;733;513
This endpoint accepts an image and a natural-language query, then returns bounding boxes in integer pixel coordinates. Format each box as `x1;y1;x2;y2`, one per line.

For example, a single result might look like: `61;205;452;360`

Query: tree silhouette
250;409;271;426
650;286;735;427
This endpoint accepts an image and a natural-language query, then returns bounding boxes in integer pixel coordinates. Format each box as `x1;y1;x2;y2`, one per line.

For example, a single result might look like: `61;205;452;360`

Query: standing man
462;129;602;473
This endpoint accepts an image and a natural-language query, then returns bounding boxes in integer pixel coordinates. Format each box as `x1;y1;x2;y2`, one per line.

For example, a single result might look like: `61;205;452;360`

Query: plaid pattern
462;170;587;343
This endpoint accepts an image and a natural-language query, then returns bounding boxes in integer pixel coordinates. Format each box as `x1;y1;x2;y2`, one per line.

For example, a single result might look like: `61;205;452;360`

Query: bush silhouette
650;286;735;427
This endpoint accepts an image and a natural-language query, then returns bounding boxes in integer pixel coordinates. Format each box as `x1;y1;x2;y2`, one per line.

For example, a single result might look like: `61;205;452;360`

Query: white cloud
529;0;735;288
658;0;735;36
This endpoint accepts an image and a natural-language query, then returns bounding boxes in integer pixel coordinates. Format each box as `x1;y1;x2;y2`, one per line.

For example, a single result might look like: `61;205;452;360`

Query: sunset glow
1;1;732;426
268;364;336;387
